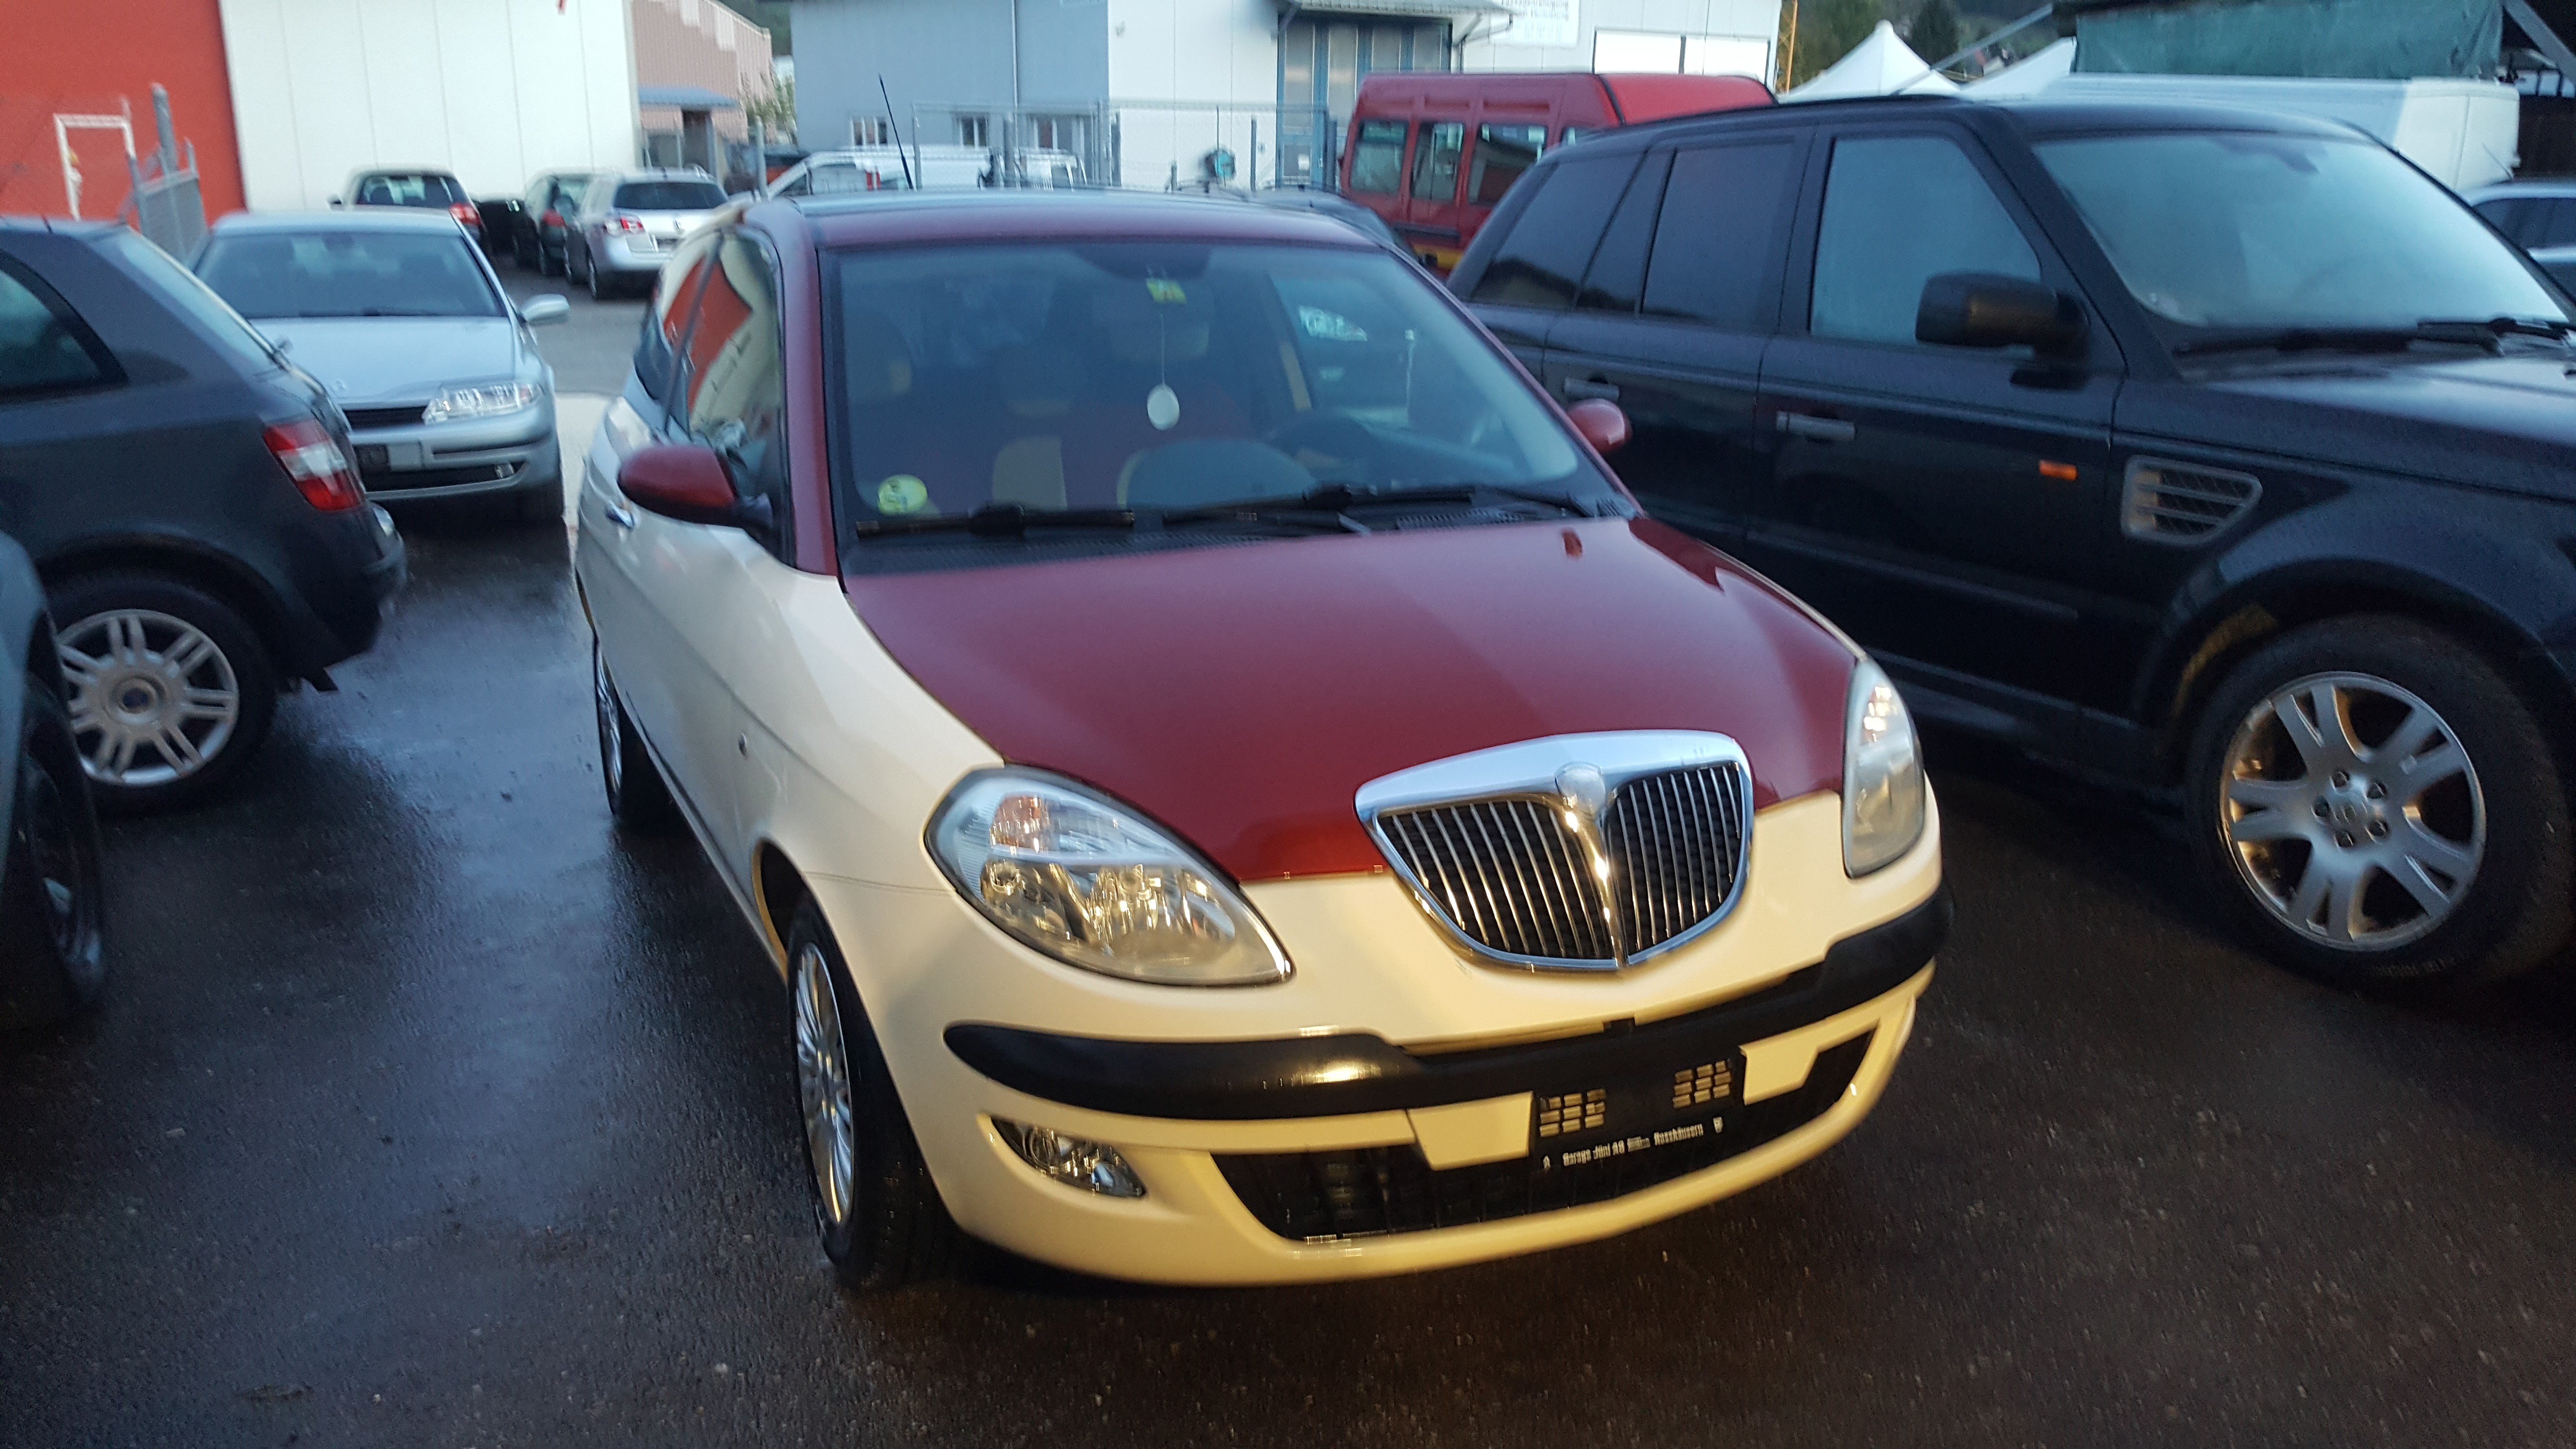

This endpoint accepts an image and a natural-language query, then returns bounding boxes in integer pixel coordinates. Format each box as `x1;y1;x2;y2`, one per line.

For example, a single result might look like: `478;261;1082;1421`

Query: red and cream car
577;192;1947;1289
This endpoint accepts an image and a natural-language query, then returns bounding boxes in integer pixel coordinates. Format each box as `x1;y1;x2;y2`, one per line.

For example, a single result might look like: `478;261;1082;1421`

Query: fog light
995;1119;1145;1198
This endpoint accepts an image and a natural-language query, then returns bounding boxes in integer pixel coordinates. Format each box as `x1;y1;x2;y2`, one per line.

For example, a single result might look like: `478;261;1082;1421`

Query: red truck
1340;71;1772;273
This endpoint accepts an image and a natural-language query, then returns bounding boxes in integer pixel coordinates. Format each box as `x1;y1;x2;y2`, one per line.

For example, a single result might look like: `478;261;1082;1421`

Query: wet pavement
5;283;2576;1449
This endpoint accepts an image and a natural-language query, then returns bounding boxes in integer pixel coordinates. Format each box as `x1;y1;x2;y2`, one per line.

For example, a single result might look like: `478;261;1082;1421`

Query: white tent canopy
1963;37;2077;97
1782;20;1960;101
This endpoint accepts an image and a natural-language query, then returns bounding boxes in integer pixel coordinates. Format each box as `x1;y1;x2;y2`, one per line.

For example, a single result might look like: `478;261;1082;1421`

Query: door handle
1776;412;1856;444
1562;378;1621;402
606;500;639;530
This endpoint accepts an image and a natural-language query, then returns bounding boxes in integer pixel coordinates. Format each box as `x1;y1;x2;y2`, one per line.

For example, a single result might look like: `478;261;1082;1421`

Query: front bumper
351;399;559;501
809;788;1944;1284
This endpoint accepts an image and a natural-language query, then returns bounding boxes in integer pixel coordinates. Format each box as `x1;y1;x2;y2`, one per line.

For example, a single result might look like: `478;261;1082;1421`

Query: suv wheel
2185;615;2571;986
787;896;959;1292
0;670;106;1029
52;576;277;813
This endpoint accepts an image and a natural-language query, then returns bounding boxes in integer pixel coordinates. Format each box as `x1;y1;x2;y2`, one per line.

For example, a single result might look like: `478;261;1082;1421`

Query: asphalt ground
3;266;2573;1449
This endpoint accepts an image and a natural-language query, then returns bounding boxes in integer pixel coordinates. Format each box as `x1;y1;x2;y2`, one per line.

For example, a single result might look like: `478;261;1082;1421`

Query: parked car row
491;167;731;298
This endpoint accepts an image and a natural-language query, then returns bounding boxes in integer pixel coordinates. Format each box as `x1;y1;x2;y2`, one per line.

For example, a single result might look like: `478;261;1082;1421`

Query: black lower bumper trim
944;886;1949;1122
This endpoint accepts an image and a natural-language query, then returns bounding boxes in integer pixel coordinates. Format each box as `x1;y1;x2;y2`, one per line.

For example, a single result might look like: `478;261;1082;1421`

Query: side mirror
618;443;740;526
1916;272;2087;355
519;294;570;326
1567;398;1630;455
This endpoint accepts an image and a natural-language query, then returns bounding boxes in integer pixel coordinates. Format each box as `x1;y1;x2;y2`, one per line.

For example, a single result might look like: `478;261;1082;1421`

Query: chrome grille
1374;762;1750;968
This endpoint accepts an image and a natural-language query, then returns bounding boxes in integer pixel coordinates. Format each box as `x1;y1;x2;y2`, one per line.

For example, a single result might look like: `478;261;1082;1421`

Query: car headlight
422;381;540;423
927;769;1292;986
1842;660;1925;876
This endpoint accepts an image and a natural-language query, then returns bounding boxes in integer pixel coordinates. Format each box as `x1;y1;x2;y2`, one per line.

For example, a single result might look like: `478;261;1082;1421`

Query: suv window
1469;124;1547;206
680;233;790;549
1810;134;2038;345
1467;152;1643;310
1642;141;1801;330
1411;122;1465;203
1351;121;1407;195
0;260;112;398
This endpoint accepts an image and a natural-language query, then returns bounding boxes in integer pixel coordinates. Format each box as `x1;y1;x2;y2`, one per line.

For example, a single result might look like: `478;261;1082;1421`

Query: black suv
0;219;406;811
1454;98;2576;988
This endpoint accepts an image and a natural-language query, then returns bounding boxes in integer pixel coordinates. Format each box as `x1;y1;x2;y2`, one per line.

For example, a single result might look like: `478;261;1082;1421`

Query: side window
1466;152;1641;311
1809;133;2040;346
1468;124;1547;206
1410;121;1465;203
679;233;789;546
772;166;813;198
2537;199;2576;249
2474;198;2528;244
1351;120;1408;195
1640;141;1801;330
1573;152;1670;314
0;261;113;398
636;228;724;407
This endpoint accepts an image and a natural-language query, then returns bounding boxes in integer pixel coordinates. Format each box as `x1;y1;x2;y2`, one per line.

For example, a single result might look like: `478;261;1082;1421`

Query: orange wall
0;0;246;221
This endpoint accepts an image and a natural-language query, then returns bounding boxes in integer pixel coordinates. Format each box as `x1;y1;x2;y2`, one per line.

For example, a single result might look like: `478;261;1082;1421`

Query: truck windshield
2036;132;2565;341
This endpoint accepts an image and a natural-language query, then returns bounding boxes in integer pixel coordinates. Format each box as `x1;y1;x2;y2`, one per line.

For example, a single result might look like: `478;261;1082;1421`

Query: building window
852;117;894;146
958;115;990;148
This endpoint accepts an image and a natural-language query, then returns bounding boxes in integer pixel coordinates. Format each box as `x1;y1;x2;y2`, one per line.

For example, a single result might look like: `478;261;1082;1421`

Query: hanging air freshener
1146;384;1180;430
1145;275;1183;431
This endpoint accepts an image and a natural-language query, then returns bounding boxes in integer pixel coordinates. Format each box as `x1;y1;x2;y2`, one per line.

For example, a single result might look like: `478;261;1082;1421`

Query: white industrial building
216;0;642;212
790;0;1781;191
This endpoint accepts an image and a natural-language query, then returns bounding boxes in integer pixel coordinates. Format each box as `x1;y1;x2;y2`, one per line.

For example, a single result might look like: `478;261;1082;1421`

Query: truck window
1641;142;1801;330
1466;152;1642;310
1352;121;1408;194
1411;122;1465;203
1470;124;1548;206
1810;135;2039;346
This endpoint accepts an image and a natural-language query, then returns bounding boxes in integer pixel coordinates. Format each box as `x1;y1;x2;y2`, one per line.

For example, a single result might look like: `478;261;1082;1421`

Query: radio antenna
878;76;917;190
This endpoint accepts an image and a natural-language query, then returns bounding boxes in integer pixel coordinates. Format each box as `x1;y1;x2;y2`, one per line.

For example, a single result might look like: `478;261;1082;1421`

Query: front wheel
586;250;608;301
2184;616;2572;986
593;641;677;832
787;897;958;1292
0;670;106;1029
52;575;277;813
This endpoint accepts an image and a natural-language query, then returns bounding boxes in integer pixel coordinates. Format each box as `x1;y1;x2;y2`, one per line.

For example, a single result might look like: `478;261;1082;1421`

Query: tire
540;240;564;278
0;671;107;1030
2184;615;2572;987
593;639;678;832
586;248;608;301
51;575;278;814
787;896;959;1293
512;234;534;271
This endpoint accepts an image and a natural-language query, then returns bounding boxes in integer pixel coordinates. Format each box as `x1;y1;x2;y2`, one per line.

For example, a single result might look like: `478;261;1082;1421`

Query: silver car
565;168;731;299
2465;180;2576;295
192;209;571;523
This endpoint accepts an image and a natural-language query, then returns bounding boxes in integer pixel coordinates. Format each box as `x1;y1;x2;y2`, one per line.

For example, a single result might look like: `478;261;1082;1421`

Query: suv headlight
1842;660;1925;876
927;770;1291;986
422;381;540;423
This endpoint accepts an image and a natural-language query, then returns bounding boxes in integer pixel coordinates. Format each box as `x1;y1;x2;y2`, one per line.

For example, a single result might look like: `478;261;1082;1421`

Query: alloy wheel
794;942;857;1230
2218;672;2484;950
57;609;240;788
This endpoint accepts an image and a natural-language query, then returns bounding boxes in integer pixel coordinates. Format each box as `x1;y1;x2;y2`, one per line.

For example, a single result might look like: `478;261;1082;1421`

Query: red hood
844;518;1854;883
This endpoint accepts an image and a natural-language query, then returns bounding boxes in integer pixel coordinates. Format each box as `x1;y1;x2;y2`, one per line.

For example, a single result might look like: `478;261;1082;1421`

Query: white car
577;190;1946;1289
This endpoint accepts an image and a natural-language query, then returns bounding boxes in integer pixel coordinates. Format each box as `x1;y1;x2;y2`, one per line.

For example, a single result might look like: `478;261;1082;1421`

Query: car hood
2179;351;2576;497
844;518;1857;883
252;317;528;406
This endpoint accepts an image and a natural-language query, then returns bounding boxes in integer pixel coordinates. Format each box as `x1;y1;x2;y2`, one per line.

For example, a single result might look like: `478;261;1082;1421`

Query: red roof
1598;73;1774;123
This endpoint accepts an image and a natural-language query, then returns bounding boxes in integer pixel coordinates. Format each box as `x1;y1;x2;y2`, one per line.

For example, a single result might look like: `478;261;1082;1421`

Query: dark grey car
0;532;103;1030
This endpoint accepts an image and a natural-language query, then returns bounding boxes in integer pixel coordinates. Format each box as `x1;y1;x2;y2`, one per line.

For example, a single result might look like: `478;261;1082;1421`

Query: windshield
352;173;465;207
828;241;1606;538
614;180;727;210
196;230;504;320
2037;132;2566;339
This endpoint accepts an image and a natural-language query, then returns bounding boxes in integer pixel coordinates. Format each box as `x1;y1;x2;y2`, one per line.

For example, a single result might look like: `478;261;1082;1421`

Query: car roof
345;166;462;178
0;216;126;238
2467;179;2576;200
777;189;1384;251
209;209;469;233
1588;94;2362;150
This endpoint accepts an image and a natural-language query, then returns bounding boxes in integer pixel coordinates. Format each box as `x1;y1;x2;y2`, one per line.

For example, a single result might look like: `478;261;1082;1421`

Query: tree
1909;0;1964;66
745;76;796;142
1782;0;1886;89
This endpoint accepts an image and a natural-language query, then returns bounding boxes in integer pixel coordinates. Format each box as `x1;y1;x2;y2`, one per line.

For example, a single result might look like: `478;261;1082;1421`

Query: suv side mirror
1916;272;2087;355
619;443;741;526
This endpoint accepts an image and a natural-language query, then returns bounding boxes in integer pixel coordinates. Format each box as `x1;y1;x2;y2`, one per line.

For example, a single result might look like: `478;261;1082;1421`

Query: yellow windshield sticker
876;474;930;514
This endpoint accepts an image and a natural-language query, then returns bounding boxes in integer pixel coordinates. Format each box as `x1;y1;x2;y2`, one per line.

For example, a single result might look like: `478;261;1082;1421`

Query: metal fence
121;86;205;258
902;101;1341;193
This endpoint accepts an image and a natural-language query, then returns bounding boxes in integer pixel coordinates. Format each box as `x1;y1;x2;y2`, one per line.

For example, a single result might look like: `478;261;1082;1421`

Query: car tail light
538;208;563;227
264;418;364;512
610;213;645;234
448;202;479;226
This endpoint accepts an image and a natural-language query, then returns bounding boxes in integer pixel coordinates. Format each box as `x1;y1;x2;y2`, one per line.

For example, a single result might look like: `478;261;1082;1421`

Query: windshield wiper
1166;482;1604;529
851;503;1141;538
2174;317;2571;359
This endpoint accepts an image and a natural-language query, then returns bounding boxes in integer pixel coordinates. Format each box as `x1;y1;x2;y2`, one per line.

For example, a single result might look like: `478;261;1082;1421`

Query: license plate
1531;1050;1741;1169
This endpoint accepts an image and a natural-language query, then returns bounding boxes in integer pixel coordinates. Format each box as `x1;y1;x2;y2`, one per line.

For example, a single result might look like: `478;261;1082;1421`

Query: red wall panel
0;0;245;221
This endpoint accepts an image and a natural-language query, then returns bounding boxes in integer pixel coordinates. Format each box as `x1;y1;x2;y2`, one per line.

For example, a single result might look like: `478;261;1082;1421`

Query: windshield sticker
876;473;931;514
1145;278;1188;306
1298;306;1367;342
